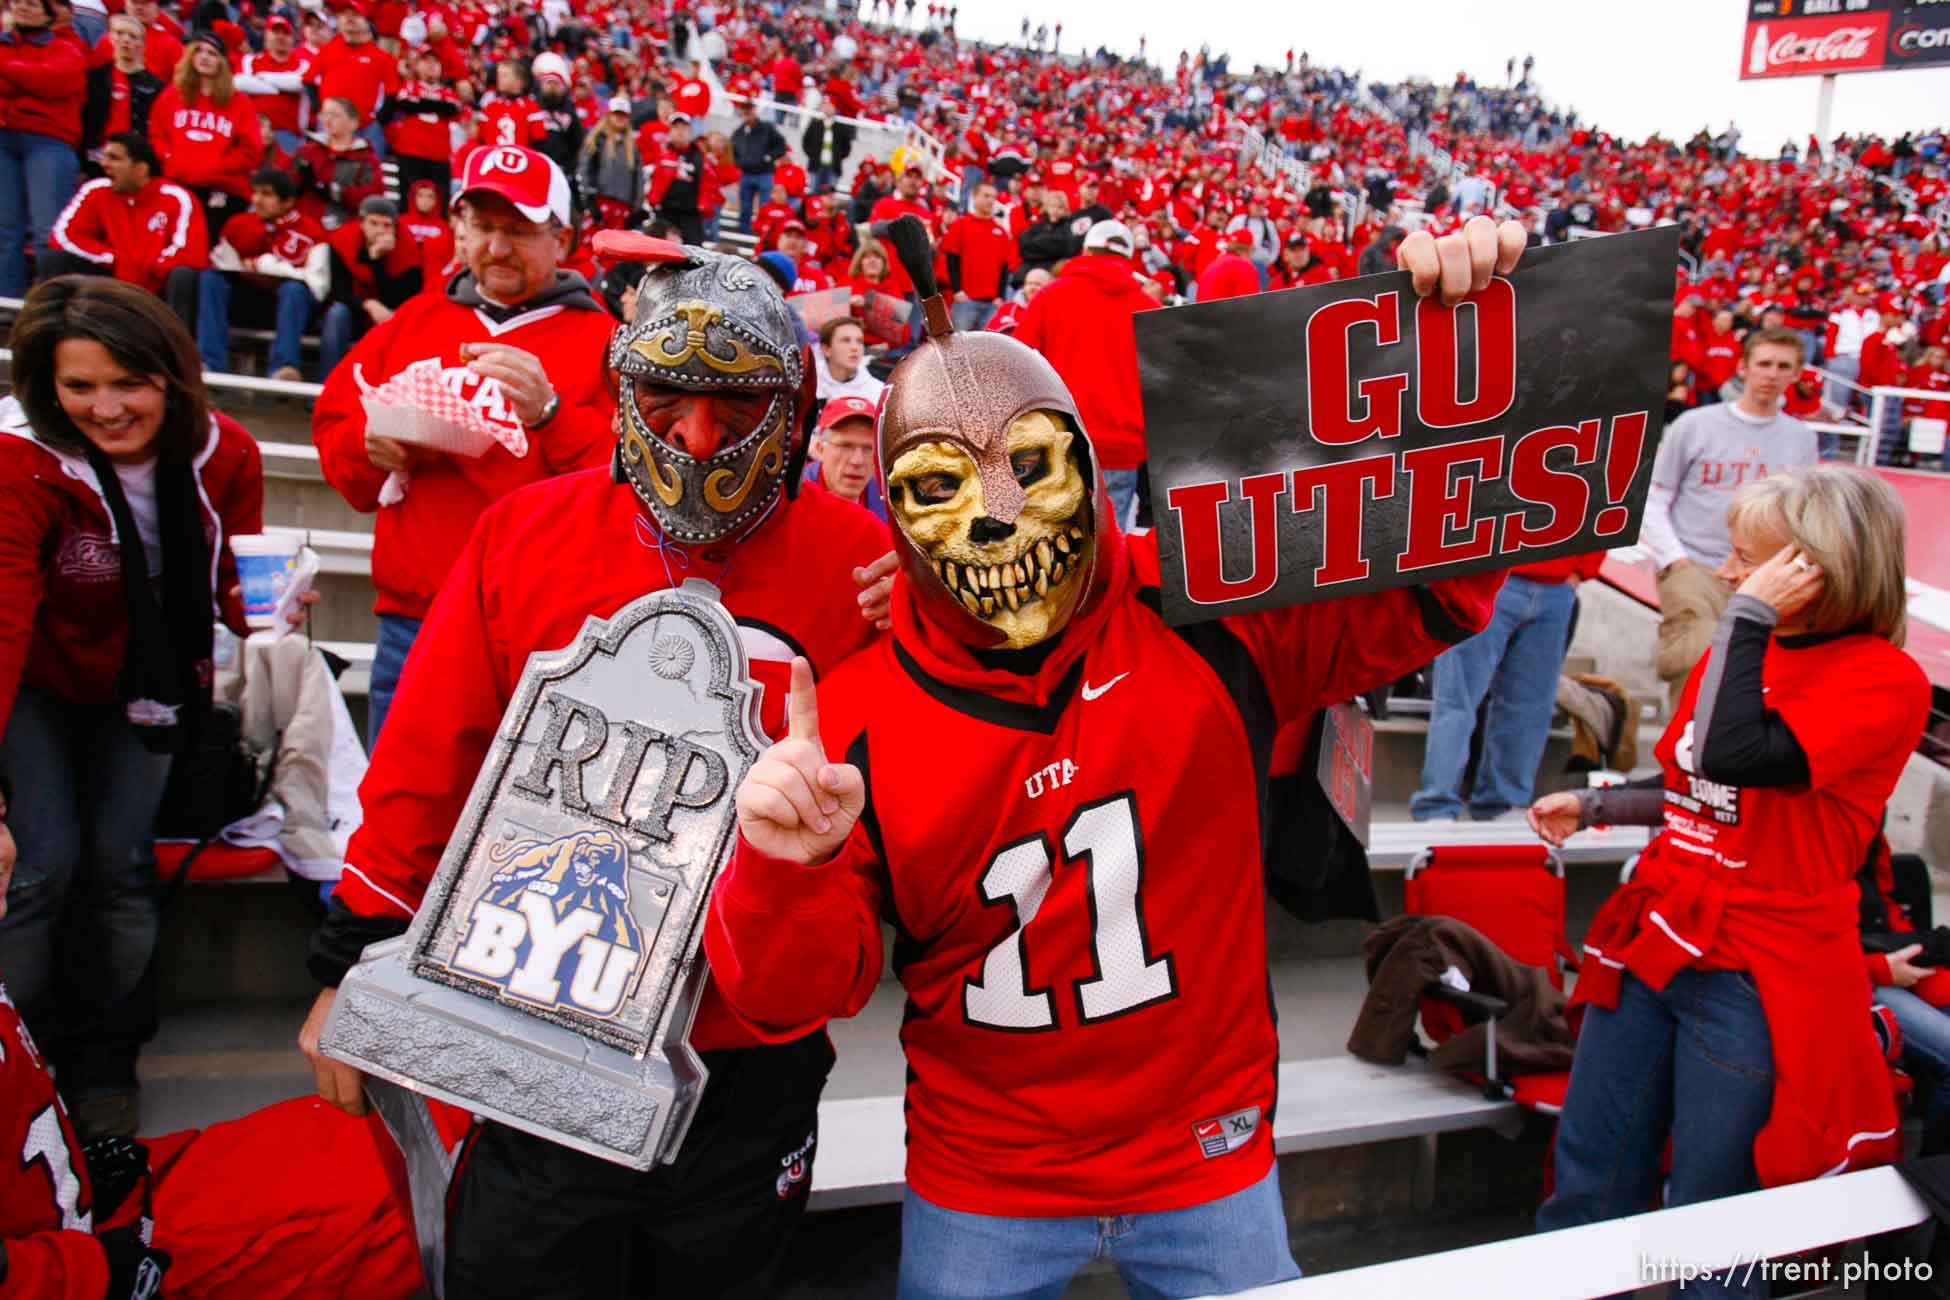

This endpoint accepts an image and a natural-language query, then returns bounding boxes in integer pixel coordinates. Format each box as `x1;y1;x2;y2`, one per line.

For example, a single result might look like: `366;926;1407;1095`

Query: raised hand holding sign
1138;220;1678;624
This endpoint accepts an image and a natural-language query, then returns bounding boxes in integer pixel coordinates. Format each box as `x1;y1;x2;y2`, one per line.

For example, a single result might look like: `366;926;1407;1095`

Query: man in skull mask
707;214;1529;1298
298;232;893;1299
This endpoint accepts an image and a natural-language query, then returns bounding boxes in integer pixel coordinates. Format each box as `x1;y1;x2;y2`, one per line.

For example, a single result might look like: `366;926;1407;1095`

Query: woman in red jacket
0;0;87;296
0;278;264;1142
1530;466;1929;1295
149;30;262;243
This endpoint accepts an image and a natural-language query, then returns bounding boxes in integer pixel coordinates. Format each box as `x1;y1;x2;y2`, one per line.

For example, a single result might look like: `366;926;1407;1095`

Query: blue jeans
1410;574;1576;821
320;301;356;381
1875;985;1950;1155
950;297;994;332
958;163;984;210
0;686;172;1098
1539;968;1774;1300
198;272;314;376
810;164;840;194
358;120;388;160
898;1164;1299;1300
0;129;80;297
272;127;305;159
1102;468;1140;531
736;170;772;232
366;612;424;750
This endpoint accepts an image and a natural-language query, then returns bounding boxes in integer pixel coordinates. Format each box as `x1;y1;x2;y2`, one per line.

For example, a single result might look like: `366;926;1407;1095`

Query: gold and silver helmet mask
608;247;806;543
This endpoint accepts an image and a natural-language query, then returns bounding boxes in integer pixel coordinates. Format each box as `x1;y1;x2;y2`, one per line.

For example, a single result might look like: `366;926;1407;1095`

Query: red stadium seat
153;841;284;884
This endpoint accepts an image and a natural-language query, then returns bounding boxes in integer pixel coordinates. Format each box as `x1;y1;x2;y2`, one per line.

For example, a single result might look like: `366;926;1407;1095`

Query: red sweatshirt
309;277;619;619
0;26;87;147
1014;253;1161;471
310;36;397;124
939;211;1019;301
327;470;889;1059
48;177;207;292
1195;250;1260;302
150;85;264;198
0;403;258;739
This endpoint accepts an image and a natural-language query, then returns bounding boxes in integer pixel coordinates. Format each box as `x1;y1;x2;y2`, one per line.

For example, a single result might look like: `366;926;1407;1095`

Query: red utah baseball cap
459;145;571;226
817;395;880;431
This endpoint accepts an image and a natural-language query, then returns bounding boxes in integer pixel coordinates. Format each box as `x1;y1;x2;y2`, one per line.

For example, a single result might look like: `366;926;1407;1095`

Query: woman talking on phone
1530;465;1929;1298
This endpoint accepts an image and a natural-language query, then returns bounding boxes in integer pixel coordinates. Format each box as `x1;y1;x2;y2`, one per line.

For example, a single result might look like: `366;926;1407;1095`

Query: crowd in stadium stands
0;0;1938;452
3;0;1950;1293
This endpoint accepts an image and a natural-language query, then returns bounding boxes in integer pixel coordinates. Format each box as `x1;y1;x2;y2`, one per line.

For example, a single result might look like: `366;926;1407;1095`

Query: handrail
1232;1164;1929;1298
0;343;323;399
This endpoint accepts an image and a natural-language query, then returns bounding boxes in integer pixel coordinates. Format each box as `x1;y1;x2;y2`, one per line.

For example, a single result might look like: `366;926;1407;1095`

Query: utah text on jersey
448;830;646;1018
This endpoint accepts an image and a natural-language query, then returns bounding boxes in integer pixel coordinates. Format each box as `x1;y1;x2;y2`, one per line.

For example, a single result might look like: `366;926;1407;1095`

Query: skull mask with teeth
873;215;1113;650
879;330;1112;650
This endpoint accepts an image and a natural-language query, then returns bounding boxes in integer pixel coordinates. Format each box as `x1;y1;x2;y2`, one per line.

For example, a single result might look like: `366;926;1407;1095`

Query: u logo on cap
481;147;530;176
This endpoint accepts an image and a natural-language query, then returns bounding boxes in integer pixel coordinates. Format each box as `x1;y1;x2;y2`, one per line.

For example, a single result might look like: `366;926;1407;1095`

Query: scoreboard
1742;0;1950;78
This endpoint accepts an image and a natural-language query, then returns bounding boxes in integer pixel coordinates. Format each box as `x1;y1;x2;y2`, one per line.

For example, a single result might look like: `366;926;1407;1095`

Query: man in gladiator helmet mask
711;214;1531;1297
300;231;894;1298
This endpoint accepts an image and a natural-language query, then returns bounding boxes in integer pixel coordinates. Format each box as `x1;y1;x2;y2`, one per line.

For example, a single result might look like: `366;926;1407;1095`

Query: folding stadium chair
1402;843;1577;1112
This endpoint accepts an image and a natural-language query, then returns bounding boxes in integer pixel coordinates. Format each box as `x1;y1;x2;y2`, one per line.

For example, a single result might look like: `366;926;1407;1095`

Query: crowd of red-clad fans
0;0;1944;449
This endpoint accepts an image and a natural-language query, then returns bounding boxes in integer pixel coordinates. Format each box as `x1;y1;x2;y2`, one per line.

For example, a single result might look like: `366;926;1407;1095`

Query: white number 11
962;792;1178;1031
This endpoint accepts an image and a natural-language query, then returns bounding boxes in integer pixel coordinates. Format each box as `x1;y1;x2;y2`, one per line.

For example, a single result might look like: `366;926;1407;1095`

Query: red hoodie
150;84;264;198
48;177;207;293
0;25;87;147
325;470;889;1057
1014;253;1161;471
309;276;619;619
0;403;258;740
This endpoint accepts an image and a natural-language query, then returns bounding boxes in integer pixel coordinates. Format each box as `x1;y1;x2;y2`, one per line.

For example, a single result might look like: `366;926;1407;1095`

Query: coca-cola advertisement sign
1740;11;1891;78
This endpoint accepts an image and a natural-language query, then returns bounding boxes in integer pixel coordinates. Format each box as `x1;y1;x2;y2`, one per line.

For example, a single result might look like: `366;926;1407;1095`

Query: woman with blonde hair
1531;464;1929;1297
578;97;645;230
149;29;261;238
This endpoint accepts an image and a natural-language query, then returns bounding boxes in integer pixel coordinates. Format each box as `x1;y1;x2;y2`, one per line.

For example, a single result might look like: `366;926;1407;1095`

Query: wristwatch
532;392;562;429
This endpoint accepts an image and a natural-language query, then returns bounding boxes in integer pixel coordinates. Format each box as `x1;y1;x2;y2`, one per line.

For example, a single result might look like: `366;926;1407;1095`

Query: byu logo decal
450;830;644;1018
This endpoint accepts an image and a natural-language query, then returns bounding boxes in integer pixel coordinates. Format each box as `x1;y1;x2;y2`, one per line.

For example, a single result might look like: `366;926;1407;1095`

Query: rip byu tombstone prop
321;578;765;1169
1138;226;1679;626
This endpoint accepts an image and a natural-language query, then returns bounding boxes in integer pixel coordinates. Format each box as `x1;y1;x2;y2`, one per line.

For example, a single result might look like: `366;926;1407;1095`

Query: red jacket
0;401;258;739
0;25;87;146
310;277;619;620
1014;253;1161;471
48;177;207;293
1195;250;1260;302
151;85;264;198
294;137;383;224
329;470;890;1055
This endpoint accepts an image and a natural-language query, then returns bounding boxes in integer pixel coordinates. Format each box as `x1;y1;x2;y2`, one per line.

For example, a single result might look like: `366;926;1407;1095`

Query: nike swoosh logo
1081;672;1129;701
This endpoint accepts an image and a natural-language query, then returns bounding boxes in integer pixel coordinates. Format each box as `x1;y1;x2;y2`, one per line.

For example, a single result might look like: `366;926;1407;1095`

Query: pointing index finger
786;656;820;744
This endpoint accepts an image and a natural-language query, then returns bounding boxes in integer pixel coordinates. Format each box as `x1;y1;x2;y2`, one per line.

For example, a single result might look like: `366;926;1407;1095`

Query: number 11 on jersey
963;792;1178;1031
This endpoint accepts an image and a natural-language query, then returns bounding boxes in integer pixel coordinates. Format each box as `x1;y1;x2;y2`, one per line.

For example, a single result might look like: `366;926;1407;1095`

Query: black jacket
801;117;854;171
1017;216;1082;273
732;119;788;175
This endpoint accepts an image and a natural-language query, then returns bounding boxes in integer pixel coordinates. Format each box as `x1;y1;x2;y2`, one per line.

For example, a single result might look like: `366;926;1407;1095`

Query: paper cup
230;533;302;630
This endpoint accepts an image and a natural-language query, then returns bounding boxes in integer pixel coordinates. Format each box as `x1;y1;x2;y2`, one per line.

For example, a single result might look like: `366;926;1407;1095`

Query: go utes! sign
1135;227;1680;625
1740;10;1891;79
